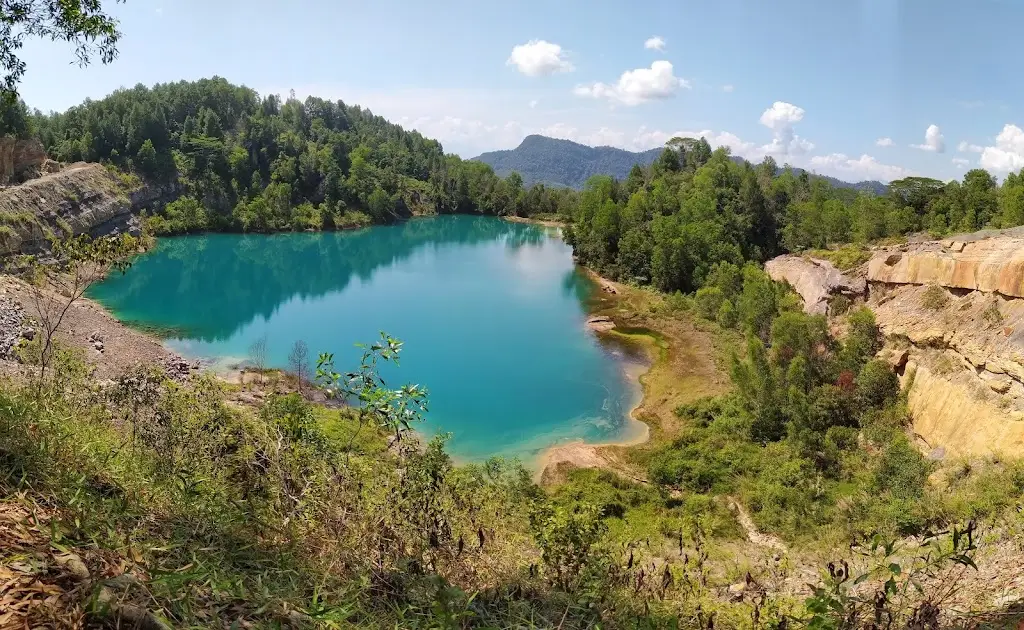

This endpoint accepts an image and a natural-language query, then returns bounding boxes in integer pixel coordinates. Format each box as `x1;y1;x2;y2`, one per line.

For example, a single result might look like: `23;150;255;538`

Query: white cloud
911;124;945;152
952;158;971;168
958;140;983;153
758;101;814;156
528;99;539;109
875;137;894;147
809;153;912;182
644;36;666;51
574;61;688;106
506;40;574;76
722;84;735;93
979;124;1024;173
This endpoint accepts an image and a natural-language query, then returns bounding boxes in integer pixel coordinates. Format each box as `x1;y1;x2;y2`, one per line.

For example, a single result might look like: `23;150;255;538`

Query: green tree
0;0;124;95
135;138;158;176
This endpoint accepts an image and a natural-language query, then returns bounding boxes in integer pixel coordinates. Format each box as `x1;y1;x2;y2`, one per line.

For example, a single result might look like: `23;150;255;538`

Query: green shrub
873;437;930;501
921;284;949;310
716;299;737;328
829;294;851;316
806;245;871;271
856;360;900;409
694;286;725;320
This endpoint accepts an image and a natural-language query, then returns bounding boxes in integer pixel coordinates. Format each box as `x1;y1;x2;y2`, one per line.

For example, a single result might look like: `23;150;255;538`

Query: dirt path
728;497;788;553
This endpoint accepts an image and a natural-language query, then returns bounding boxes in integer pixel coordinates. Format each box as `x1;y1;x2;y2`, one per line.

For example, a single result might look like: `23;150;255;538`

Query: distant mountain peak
472;134;887;195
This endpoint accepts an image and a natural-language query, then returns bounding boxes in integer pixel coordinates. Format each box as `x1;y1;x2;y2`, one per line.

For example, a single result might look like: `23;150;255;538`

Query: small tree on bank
287;339;310;394
19;233;137;383
248;334;268;385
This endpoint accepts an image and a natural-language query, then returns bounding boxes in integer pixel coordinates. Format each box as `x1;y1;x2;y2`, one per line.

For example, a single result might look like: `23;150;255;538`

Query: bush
856;360;900;409
694;286;724;320
873;438;930;501
829;294;851;316
921;284;949;310
716;299;737;328
982;299;1004;326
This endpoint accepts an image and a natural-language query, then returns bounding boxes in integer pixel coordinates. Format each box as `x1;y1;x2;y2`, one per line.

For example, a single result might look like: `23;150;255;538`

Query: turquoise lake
87;215;644;462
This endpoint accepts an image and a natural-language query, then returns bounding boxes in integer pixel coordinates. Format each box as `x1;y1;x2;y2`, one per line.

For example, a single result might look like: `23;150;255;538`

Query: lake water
88;215;644;462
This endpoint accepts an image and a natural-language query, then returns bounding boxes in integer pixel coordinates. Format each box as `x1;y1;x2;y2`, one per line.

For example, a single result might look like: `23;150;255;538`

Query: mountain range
473;135;888;196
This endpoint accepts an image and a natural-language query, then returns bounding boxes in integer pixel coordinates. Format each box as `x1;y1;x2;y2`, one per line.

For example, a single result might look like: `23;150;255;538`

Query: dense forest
14;78;575;233
565;140;1024;293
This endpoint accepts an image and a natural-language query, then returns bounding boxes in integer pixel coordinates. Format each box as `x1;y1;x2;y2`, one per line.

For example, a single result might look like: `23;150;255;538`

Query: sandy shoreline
533;279;658;482
501;215;566;228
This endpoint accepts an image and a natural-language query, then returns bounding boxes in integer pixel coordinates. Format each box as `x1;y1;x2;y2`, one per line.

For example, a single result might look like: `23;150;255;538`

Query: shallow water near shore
88;216;645;462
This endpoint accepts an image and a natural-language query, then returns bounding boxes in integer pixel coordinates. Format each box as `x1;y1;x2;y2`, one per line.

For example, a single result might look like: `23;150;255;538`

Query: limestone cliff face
764;255;866;315
764;231;1024;458
864;231;1024;458
868;233;1024;298
872;283;1024;458
0;137;47;185
0;163;180;256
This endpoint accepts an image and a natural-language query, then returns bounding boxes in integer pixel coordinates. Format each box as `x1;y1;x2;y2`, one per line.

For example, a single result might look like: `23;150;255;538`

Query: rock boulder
764;255;866;315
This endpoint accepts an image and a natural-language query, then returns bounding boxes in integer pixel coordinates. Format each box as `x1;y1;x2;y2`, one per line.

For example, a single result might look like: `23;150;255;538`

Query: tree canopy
29;78;575;233
0;0;124;95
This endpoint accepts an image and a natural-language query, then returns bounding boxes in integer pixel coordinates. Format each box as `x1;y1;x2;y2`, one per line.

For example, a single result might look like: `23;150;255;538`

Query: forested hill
473;134;888;195
22;77;577;234
473;135;662;189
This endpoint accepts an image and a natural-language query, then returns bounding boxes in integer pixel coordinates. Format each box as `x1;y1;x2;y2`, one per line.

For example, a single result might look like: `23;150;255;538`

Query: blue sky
16;0;1024;182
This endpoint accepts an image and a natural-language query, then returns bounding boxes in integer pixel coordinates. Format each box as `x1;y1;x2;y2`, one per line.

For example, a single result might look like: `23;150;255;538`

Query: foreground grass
2;339;1021;628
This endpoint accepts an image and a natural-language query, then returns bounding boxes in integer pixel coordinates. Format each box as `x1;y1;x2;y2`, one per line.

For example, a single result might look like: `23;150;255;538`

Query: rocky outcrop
0;163;180;256
862;230;1024;458
871;283;1024;457
764;255;865;315
0;137;47;185
868;232;1024;298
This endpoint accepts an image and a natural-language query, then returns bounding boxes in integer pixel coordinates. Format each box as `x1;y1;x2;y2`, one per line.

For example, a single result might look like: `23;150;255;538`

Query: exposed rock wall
871;283;1024;458
764;255;865;315
0;163;180;256
864;231;1024;458
0;137;46;185
868;236;1024;298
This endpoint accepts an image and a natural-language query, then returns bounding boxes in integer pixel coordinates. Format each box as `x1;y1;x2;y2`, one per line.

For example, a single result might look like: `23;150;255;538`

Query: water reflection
91;216;555;342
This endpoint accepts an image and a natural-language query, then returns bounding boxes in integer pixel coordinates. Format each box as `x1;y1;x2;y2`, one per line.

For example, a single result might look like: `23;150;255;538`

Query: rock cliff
866;232;1024;458
0;163;179;256
0;137;47;185
764;255;866;315
766;231;1024;458
868;231;1024;298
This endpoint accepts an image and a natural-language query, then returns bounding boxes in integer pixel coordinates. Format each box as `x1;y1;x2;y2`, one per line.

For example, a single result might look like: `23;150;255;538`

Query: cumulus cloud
952;158;971;168
506;40;574;76
958;140;984;153
574;61;688;106
644;36;666;51
911;124;945;152
979;124;1024;173
809;153;912;183
722;84;735;93
875;137;894;147
758;101;814;156
529;99;539;109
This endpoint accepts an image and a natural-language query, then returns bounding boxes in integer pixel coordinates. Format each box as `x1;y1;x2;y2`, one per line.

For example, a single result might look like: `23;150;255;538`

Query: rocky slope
764;255;865;315
865;235;1024;458
0;162;179;256
769;233;1024;459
